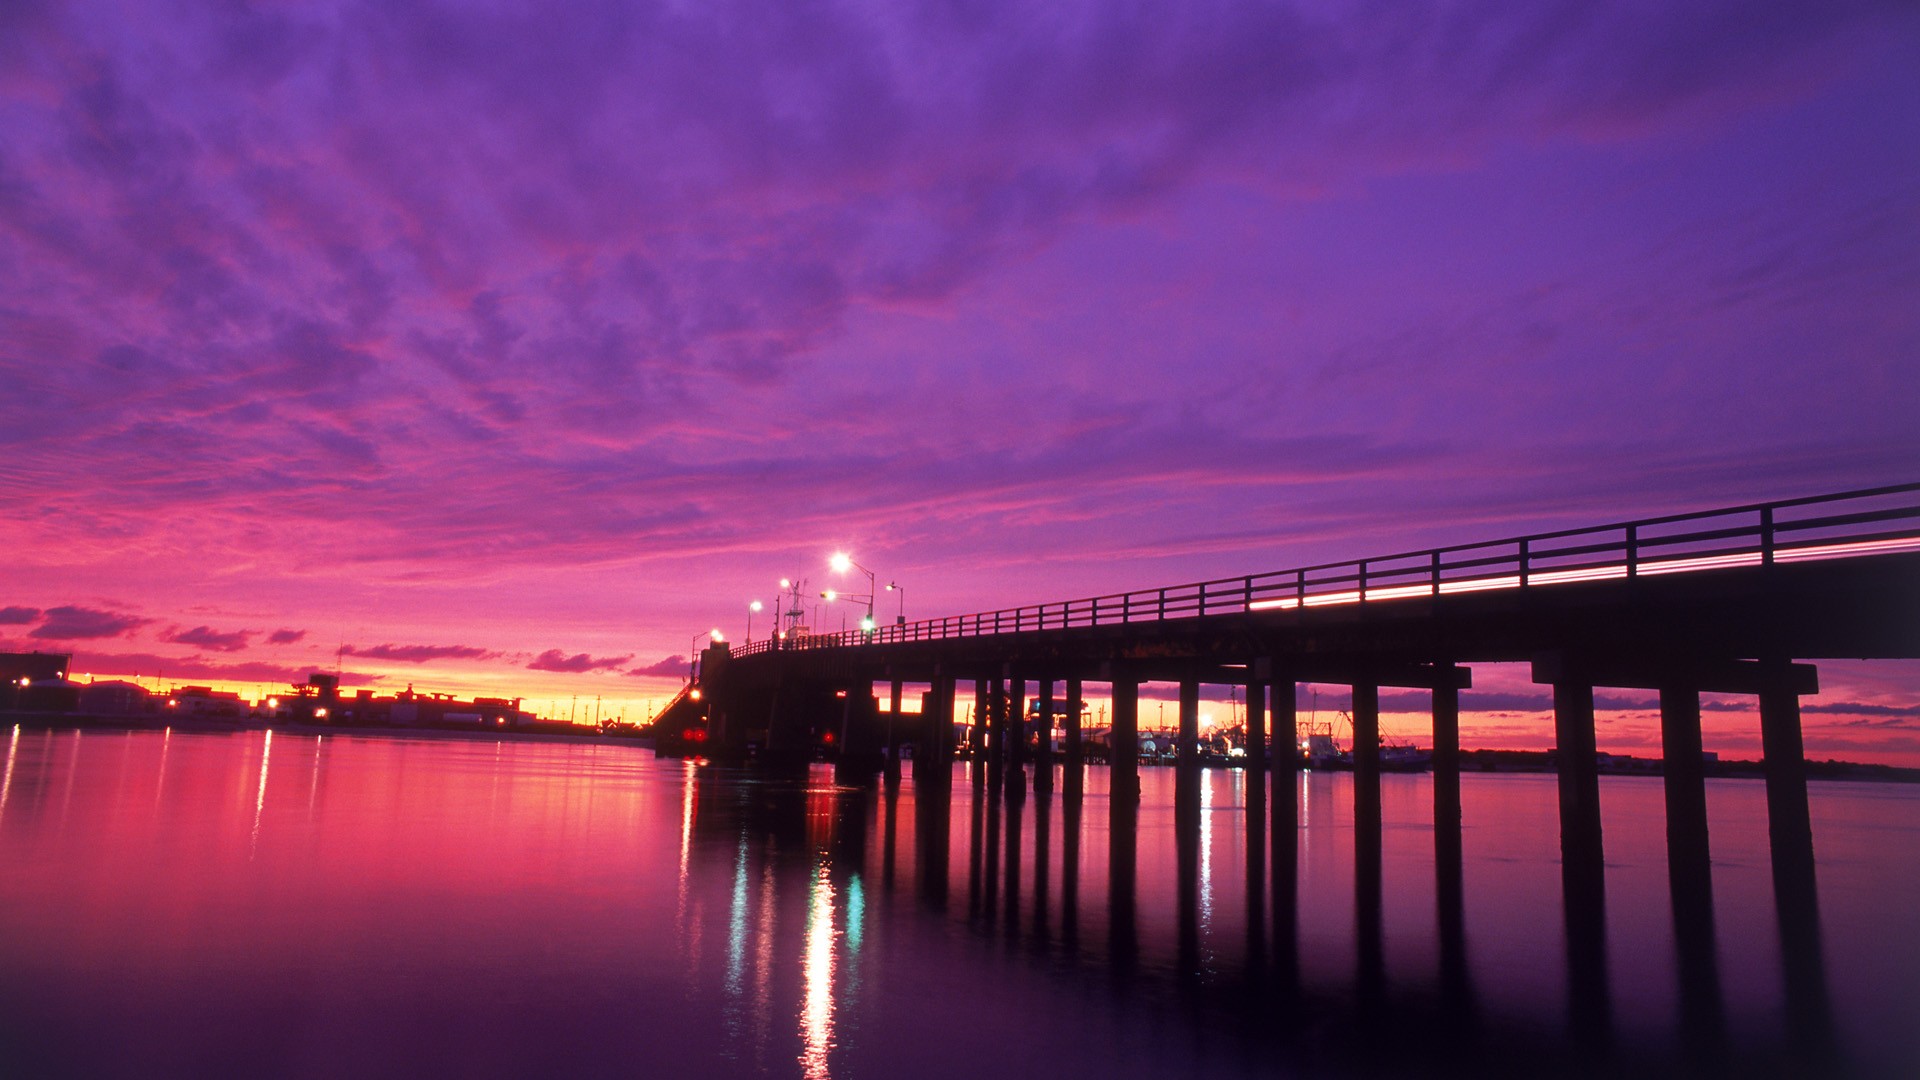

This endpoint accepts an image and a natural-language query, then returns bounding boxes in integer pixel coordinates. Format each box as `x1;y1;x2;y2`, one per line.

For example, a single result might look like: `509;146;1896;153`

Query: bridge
668;482;1920;1050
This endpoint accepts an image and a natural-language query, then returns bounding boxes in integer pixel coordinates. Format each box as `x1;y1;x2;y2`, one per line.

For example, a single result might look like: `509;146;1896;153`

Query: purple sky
3;2;1917;755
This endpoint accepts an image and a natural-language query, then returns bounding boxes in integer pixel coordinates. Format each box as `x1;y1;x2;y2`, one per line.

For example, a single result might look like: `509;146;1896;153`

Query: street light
886;581;904;624
829;552;877;635
747;599;763;643
690;627;724;681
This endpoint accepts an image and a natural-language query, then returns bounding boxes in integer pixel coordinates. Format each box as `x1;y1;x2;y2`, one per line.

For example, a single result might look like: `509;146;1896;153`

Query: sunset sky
3;3;1916;761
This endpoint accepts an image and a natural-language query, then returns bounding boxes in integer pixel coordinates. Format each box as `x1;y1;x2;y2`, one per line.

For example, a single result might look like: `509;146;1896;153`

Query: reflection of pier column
1352;681;1384;1003
1062;782;1082;950
968;757;987;916
1244;675;1268;968
983;762;1003;925
1660;686;1724;1058
1271;675;1299;986
914;772;950;908
1033;788;1053;945
1759;667;1832;1056
1034;677;1055;795
1553;680;1611;1053
1175;741;1201;977
1109;670;1140;971
1003;774;1025;936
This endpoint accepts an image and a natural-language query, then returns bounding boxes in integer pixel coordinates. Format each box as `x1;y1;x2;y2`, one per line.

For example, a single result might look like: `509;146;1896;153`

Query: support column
1661;686;1724;1058
1271;676;1299;987
1243;678;1268;968
1759;670;1831;1054
1007;674;1027;791
1352;682;1383;1002
1110;673;1140;810
1108;669;1140;969
972;678;990;774
1064;678;1085;796
1177;679;1200;770
1433;679;1470;1018
885;678;904;785
1554;680;1610;1051
1034;677;1055;794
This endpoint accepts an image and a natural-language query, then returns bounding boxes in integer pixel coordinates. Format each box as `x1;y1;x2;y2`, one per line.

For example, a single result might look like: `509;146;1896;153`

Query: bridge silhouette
668;482;1920;1056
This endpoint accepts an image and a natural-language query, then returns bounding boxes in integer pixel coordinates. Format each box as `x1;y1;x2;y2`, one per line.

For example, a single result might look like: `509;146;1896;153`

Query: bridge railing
729;482;1920;658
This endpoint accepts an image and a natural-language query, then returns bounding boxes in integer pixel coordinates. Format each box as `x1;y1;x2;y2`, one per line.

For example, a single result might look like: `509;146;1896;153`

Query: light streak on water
249;730;272;860
799;861;838;1079
0;725;17;824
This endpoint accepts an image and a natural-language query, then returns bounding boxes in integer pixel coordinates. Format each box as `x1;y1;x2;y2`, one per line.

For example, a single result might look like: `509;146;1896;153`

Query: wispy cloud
342;643;502;664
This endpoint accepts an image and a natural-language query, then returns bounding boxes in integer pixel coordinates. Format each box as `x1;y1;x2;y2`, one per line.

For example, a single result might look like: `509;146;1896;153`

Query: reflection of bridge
678;483;1920;1056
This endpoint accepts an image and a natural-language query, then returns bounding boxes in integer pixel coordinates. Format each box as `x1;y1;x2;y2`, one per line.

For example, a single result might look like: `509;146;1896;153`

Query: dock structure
670;483;1920;1050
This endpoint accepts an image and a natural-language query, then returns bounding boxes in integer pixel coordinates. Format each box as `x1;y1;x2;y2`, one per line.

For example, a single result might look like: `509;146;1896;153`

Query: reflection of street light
829;553;877;634
886;581;904;624
747;599;763;642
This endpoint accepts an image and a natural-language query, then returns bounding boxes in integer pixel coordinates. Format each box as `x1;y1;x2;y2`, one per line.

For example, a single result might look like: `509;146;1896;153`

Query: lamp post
830;552;878;634
747;599;763;643
886;581;904;625
690;627;723;681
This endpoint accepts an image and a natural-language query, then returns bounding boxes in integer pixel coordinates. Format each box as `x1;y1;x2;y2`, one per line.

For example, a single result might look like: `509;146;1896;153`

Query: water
1;727;1917;1078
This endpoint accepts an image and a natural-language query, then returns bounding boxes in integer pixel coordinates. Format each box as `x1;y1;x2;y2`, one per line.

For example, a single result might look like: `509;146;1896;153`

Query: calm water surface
1;727;1916;1078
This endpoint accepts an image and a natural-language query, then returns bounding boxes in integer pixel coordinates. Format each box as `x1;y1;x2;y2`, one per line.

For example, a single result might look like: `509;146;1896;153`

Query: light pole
747;599;763;643
886;581;904;625
829;552;878;634
690;627;723;681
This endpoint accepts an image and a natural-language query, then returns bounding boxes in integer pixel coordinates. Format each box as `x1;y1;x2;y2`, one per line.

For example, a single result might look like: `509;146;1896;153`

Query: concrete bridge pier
1351;680;1385;1003
1063;677;1085;797
1432;678;1473;1023
1759;664;1833;1058
1006;673;1028;794
1270;675;1299;987
1659;685;1724;1060
1033;677;1055;794
1551;678;1611;1053
1107;664;1143;971
1243;672;1269;969
885;677;904;786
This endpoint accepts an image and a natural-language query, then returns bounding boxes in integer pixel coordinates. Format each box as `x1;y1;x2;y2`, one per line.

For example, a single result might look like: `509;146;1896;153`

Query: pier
671;483;1920;1057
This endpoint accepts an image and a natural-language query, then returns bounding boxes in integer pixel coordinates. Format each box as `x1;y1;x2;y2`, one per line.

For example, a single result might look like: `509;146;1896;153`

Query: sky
3;2;1917;761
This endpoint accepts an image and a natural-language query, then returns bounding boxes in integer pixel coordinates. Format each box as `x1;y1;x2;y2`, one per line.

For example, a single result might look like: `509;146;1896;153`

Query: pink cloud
30;606;151;641
163;625;253;652
529;650;634;674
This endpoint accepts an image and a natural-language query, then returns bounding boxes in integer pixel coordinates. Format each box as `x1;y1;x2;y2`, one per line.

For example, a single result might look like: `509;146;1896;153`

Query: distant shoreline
4;711;1917;783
